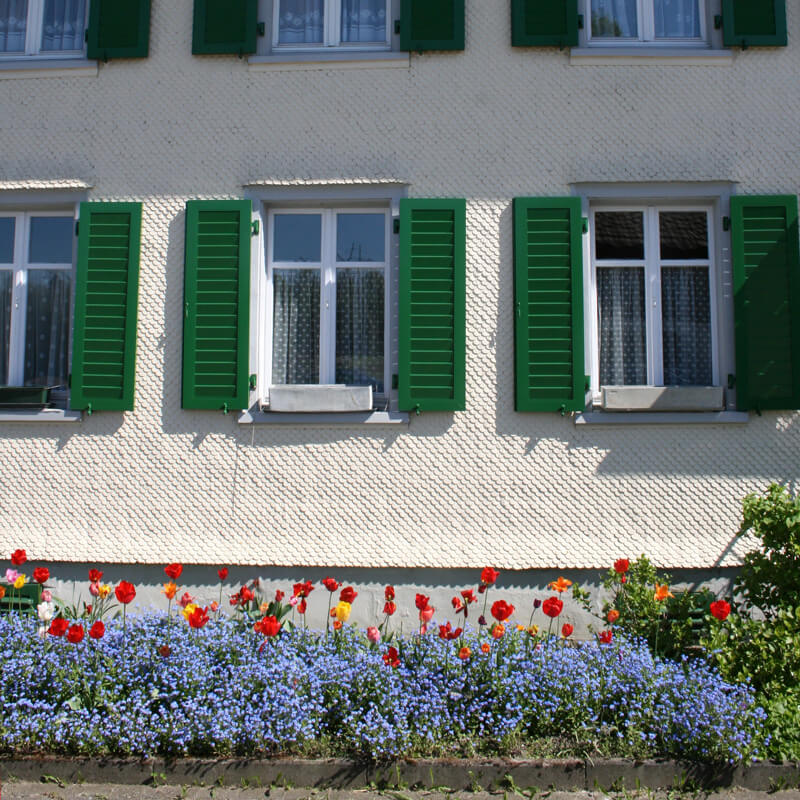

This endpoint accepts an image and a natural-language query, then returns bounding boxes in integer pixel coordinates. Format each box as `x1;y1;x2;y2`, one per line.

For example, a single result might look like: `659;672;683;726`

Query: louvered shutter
193;0;258;55
513;198;584;413
72;203;142;412
87;0;151;60
731;195;800;411
183;200;252;411
511;0;579;48
722;0;787;48
399;199;466;412
400;0;465;52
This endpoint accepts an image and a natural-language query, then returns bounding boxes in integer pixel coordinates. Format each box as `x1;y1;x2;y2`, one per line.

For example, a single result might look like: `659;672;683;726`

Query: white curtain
591;0;637;37
278;0;323;44
41;0;86;51
598;267;647;385
24;270;70;387
0;0;27;52
271;269;320;385
0;271;11;384
654;0;700;38
340;0;385;43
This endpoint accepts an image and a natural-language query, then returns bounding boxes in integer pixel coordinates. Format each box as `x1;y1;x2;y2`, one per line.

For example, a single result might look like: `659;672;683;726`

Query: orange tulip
548;576;573;593
607;609;620;623
654;584;674;602
162;582;177;600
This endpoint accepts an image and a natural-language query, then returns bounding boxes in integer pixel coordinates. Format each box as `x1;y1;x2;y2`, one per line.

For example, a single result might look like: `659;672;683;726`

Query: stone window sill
574;411;749;425
0;409;82;423
0;58;97;79
238;409;408;425
569;47;733;66
248;52;409;72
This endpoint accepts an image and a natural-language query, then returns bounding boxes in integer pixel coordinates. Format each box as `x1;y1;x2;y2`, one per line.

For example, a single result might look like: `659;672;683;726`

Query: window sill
0;58;97;79
238;409;408;425
0;409;82;423
248;52;409;72
569;47;733;66
574;411;748;425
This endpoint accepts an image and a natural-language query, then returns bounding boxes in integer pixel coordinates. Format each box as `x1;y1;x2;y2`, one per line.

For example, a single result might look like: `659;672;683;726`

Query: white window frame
0;208;76;387
259;205;391;405
587;203;720;399
0;0;88;59
272;0;391;51
585;0;708;46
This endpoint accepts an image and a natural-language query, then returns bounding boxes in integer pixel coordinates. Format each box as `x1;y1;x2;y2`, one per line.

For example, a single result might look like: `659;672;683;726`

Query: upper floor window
0;0;87;57
588;0;707;44
274;0;389;49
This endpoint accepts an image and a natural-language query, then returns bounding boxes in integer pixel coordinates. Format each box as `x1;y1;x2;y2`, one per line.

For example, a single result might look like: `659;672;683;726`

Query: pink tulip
89;581;100;597
366;626;380;644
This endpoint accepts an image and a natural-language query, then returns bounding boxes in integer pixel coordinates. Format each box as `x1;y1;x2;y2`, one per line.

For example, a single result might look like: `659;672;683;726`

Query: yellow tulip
334;601;351;622
98;584;111;599
182;603;198;621
13;574;26;589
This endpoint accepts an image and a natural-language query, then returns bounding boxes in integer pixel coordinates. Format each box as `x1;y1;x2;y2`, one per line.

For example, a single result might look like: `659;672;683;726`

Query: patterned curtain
598;267;647;385
24;270;70;387
661;267;711;385
340;0;385;43
0;271;11;384
0;0;28;52
271;269;320;385
336;268;384;391
654;0;700;38
591;0;637;37
41;0;86;51
278;0;323;44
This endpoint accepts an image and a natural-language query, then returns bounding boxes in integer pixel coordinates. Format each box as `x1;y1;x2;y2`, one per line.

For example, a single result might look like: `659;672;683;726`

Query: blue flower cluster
0;614;765;762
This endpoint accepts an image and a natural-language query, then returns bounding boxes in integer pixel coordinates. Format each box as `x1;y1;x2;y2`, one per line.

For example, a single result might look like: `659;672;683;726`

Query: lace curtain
598;267;647;385
278;0;323;44
591;0;637;37
272;269;320;385
0;0;27;52
340;0;385;43
654;0;700;38
41;0;86;51
24;270;70;387
336;268;384;391
592;0;700;38
0;271;11;384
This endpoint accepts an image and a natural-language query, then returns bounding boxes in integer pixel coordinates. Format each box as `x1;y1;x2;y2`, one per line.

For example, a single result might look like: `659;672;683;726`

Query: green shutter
512;0;579;47
193;0;258;55
0;581;41;615
400;0;465;52
731;195;800;411
183;200;252;411
513;198;584;413
399;199;466;412
72;203;142;412
87;0;151;60
722;0;787;48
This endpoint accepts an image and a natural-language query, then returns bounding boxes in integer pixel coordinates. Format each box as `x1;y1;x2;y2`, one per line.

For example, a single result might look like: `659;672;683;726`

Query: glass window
589;0;705;43
275;0;388;48
267;208;387;395
0;0;86;56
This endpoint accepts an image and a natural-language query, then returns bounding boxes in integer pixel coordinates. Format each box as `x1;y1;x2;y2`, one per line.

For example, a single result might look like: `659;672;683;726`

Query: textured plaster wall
0;0;798;569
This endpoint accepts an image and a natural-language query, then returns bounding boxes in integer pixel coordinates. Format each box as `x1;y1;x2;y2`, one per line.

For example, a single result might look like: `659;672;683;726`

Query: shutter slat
732;195;800;411
399;199;466;412
72;203;141;411
193;0;258;55
514;198;584;412
182;200;251;410
87;0;150;60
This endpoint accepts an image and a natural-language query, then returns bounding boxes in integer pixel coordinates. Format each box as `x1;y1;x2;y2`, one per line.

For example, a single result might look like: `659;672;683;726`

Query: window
0;0;87;57
589;205;717;389
0;211;73;389
587;0;707;44
263;207;389;397
273;0;389;49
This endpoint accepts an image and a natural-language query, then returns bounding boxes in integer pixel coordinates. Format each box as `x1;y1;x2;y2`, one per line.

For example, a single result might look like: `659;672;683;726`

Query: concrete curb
1;757;799;791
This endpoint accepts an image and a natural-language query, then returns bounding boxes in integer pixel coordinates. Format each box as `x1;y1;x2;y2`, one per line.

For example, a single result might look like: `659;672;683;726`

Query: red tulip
164;563;183;581
254;615;281;637
10;549;26;566
88;568;103;583
217;567;229;581
32;567;49;584
562;623;574;638
66;624;84;644
415;593;430;611
384;585;395;601
461;589;477;604
480;567;500;586
491;599;515;622
48;618;69;637
339;586;357;604
322;577;340;592
383;646;400;668
275;590;285;603
115;581;136;605
383;600;396;616
598;630;613;644
239;586;254;604
710;600;731;621
298;599;307;615
614;559;629;574
542;596;563;618
89;621;105;640
438;622;463;641
187;606;209;629
178;591;196;608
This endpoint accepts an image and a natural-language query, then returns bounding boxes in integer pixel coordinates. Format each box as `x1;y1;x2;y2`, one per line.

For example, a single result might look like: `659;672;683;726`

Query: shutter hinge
86;403;93;416
559;404;567;417
257;22;265;37
581;216;589;234
584;375;591;392
727;373;736;389
251;220;260;236
249;374;257;391
393;218;400;234
391;373;398;390
723;216;731;232
394;20;400;35
184;301;189;319
84;29;88;42
516;300;520;318
222;403;229;415
414;403;421;416
714;15;723;30
68;373;72;388
578;14;584;30
75;220;79;236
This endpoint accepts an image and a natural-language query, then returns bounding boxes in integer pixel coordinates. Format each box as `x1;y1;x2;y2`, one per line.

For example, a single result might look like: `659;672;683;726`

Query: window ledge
575;411;749;425
0;58;97;79
238;409;408;425
569;47;733;66
0;409;82;423
248;52;409;72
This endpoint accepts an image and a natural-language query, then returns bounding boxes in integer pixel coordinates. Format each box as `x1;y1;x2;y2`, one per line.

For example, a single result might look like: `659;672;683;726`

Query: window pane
598;267;647;385
341;0;385;43
662;267;712;385
591;0;637;37
41;0;86;51
595;212;645;259
0;218;15;263
272;269;320;385
278;0;323;44
336;268;384;392
654;0;701;38
273;214;322;262
0;0;27;53
0;270;11;384
336;213;385;262
24;269;70;387
659;212;708;260
29;217;73;263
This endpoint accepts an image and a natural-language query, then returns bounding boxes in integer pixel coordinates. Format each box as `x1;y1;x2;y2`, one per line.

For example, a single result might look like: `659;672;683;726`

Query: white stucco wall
0;0;798;570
